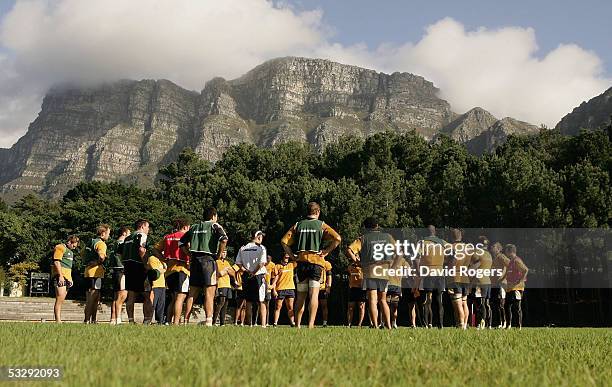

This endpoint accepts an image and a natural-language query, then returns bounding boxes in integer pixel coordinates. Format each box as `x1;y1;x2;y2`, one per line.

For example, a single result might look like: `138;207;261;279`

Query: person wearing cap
236;230;268;327
180;207;228;326
146;254;167;324
281;202;341;329
271;253;297;327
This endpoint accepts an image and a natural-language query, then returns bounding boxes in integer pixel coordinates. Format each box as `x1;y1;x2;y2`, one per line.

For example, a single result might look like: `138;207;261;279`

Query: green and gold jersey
179;221;228;256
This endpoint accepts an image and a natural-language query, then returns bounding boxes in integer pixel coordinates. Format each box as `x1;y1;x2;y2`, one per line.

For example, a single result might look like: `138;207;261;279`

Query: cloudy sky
0;0;610;148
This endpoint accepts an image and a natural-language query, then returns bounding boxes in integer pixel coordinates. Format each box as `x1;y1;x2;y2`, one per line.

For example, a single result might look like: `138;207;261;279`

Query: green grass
0;323;610;386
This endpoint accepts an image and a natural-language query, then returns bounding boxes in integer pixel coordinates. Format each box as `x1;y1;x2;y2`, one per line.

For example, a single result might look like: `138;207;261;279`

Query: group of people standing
50;202;528;329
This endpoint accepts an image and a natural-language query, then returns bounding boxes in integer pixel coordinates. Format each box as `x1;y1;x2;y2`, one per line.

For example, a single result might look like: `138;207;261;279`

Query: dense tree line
0;127;610;277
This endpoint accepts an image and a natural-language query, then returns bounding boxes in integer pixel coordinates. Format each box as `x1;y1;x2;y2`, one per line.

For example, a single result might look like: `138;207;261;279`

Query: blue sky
0;0;610;147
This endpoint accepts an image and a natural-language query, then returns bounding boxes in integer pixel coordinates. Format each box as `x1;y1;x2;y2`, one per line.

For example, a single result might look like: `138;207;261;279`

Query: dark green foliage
0;128;609;272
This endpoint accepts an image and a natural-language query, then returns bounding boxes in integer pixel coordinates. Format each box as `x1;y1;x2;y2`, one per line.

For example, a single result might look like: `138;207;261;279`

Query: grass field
0;323;610;386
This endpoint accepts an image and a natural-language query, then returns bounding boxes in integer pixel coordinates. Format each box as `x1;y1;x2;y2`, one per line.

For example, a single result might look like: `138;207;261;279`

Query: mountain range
0;57;609;199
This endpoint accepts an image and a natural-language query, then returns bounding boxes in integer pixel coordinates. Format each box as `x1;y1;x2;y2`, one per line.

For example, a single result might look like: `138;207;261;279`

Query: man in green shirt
110;226;130;325
180;207;228;326
123;219;154;324
51;235;79;323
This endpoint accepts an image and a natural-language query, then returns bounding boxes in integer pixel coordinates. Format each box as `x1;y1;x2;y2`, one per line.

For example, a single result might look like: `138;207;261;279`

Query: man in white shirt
236;230;268;327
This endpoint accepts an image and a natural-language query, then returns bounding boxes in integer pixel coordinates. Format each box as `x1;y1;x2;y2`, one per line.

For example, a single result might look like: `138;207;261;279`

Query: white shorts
296;279;321;292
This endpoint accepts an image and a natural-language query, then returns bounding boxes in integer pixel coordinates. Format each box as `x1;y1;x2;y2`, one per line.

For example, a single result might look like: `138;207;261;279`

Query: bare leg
115;290;127;323
259;302;267;327
173;293;186;325
54;286;67;323
379;292;391;329
367;290;378;328
357;302;366;327
462;299;469;328
320;298;328;325
204;286;216;325
347;302;355;326
286;298;295;325
294;289;308;328
273;299;284;325
185;287;200;323
307;287;320;329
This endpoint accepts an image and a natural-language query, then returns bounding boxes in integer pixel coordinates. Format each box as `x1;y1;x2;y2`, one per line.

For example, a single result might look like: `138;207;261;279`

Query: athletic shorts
235;289;245;300
472;285;491;299
349;287;367;302
318;290;329;300
401;287;418;302
491;287;507;299
85;277;102;291
244;273;266;303
295;262;323;283
507;290;523;302
112;269;126;292
217;287;233;299
363;278;388;292
276;289;295;299
190;254;217;288
166;271;190;294
448;283;468;298
265;291;272;302
421;276;445;291
124;260;146;293
52;275;73;289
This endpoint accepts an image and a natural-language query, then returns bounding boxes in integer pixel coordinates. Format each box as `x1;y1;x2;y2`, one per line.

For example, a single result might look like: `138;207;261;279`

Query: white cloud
0;3;609;148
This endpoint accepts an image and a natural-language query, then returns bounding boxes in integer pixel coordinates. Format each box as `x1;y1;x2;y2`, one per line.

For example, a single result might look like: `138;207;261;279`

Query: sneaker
392;322;398;329
322;321;327;328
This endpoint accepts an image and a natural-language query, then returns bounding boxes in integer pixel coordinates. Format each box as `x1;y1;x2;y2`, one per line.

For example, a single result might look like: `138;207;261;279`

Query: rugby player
83;224;111;324
471;236;493;329
387;256;406;329
317;260;333;327
153;218;190;325
490;242;510;328
281;202;341;329
180;207;228;326
346;261;366;327
232;262;246;326
123;219;154;324
347;217;396;329
503;244;528;330
236;231;268;327
271;254;297;327
110;226;130;325
417;225;447;329
51;235;79;323
447;228;472;329
146;254;167;324
214;250;235;326
259;255;276;326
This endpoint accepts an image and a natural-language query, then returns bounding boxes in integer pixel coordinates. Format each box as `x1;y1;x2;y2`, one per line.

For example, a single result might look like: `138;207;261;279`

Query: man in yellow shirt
232;263;246;326
52;235;79;323
346;262;366;327
271;254;297;327
447;228;472;329
260;255;276;326
281;202;341;329
84;224;111;324
317;260;332;327
146;255;167;324
214;250;235;326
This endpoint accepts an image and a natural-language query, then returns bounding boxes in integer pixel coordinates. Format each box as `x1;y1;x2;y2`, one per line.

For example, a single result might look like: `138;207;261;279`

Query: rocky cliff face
0;56;538;198
555;86;612;135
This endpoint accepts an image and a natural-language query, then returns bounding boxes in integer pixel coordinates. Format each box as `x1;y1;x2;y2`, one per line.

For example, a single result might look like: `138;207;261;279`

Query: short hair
67;235;79;244
96;224;111;236
504;244;517;254
204;207;217;221
119;226;130;236
478;235;489;246
450;228;463;240
364;217;379;229
491;242;502;251
307;202;320;215
173;218;189;230
427;225;436;235
134;219;149;230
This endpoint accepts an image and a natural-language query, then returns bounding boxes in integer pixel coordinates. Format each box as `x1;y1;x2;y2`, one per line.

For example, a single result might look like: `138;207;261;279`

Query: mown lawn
0;323;610;386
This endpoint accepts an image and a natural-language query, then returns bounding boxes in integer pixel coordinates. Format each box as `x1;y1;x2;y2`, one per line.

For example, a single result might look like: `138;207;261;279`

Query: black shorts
507;290;523;303
235;289;245;301
421;276;445;291
448;283;468;298
112;269;126;292
265;291;272;302
217;287;233;298
166;271;190;294
190;254;217;288
473;285;491;299
402;287;419;302
318;290;329;300
85;277;102;291
52;275;73;289
349;287;367;303
244;273;266;303
363;278;389;292
295;262;323;283
124;260;146;293
491;286;506;300
276;289;295;299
